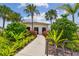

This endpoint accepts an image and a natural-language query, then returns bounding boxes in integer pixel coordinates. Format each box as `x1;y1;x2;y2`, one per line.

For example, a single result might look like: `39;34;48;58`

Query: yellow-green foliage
66;40;79;52
49;41;53;45
47;29;66;48
0;35;35;56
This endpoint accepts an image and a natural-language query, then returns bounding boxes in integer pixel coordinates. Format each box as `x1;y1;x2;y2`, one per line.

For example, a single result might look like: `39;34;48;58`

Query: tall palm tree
24;4;39;30
59;3;79;23
0;5;12;28
45;9;57;31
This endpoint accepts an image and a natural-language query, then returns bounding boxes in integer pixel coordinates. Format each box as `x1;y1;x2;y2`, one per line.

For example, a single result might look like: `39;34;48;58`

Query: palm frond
59;4;73;14
45;9;57;21
74;3;79;13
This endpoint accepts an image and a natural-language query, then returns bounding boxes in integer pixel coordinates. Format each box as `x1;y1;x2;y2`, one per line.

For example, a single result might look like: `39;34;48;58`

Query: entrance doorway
42;27;46;33
34;27;39;34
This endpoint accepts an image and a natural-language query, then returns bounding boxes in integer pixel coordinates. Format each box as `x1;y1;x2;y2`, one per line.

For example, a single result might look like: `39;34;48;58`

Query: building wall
26;23;49;34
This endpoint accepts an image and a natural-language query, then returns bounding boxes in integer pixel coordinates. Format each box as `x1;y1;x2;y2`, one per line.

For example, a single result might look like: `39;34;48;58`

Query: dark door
34;27;39;34
42;27;46;33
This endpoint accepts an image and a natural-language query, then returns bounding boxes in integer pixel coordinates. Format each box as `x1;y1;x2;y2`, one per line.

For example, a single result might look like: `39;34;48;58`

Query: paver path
16;35;46;56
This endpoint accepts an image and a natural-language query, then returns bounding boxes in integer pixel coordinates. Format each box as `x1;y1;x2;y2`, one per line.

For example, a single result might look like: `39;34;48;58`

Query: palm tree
24;4;39;30
0;5;12;28
45;9;57;31
59;3;79;23
9;12;21;22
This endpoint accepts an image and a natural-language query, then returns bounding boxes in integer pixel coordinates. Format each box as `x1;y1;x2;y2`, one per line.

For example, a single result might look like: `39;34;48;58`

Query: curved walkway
16;35;46;56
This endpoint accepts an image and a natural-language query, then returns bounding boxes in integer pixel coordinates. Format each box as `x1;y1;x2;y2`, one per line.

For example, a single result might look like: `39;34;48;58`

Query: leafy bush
0;21;36;56
12;35;35;52
0;35;35;56
66;40;79;52
47;29;66;48
0;36;9;48
0;22;36;56
0;36;16;56
4;22;28;41
6;22;27;34
51;18;77;40
0;45;16;56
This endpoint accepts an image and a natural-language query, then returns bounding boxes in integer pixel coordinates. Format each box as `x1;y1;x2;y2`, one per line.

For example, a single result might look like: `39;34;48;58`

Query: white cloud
34;3;48;8
18;3;49;9
22;12;47;22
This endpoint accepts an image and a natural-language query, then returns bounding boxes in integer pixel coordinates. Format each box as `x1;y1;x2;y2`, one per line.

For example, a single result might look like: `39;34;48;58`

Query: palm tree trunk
3;17;5;28
31;13;34;30
72;14;75;23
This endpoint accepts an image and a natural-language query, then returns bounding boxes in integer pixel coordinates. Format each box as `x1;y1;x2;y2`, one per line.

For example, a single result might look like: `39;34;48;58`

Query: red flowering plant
30;30;37;36
42;30;48;37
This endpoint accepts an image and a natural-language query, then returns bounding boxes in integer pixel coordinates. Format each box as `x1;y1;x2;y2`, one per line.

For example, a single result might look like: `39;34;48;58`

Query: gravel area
48;44;79;56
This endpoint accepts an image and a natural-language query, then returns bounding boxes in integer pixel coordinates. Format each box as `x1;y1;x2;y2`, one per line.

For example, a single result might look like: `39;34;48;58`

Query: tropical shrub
0;45;16;56
0;35;35;56
47;29;67;55
0;36;16;56
0;22;36;56
12;35;35;52
47;29;66;48
66;40;79;52
51;18;77;40
4;22;28;41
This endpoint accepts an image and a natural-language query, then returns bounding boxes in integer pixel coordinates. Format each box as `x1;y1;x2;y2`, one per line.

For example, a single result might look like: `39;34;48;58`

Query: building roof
22;19;50;25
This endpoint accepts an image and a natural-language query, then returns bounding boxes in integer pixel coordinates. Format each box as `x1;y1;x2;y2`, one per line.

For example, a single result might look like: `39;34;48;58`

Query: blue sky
3;3;63;17
0;3;79;27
